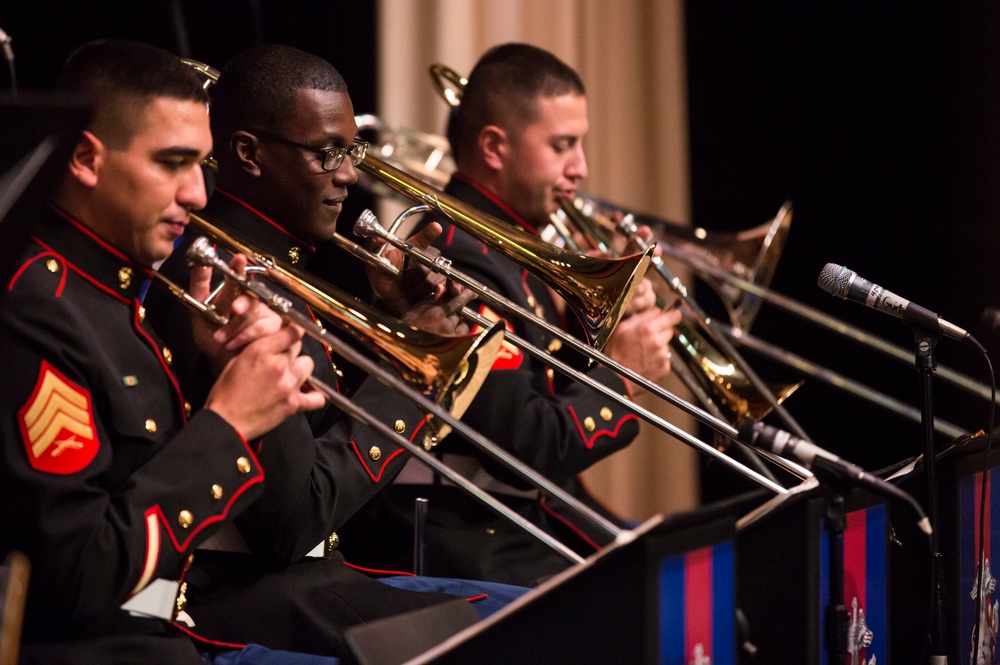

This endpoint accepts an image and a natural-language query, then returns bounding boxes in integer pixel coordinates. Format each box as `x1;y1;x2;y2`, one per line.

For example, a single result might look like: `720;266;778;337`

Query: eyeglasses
251;130;368;172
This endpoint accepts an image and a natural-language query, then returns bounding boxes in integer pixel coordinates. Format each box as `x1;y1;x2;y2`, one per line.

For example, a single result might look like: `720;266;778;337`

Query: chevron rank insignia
18;361;99;474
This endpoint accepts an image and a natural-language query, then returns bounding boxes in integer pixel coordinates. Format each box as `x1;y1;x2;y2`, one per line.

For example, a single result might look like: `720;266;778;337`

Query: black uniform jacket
338;174;640;587
145;189;455;656
0;207;263;664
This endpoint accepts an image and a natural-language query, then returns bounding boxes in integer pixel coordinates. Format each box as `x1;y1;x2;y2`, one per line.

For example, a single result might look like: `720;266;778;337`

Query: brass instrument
557;194;792;334
183;212;505;444
161;243;587;563
349;207;808;492
421;63;798;426
551;195;801;425
175;57;647;558
353;151;653;351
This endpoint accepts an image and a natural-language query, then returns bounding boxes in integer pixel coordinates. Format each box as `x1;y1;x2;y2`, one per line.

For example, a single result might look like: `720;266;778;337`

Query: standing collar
449;172;540;237
36;206;150;301
205;188;317;266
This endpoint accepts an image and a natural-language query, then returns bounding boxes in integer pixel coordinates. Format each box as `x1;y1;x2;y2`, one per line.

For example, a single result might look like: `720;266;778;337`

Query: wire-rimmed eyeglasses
251;130;368;172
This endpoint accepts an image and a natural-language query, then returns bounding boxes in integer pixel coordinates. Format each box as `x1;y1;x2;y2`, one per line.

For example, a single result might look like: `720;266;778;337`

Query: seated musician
146;44;528;658
338;43;682;587
0;39;341;664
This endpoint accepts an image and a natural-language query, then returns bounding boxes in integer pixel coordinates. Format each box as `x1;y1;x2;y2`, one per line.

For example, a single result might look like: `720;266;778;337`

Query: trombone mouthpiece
187;236;220;267
353;209;382;238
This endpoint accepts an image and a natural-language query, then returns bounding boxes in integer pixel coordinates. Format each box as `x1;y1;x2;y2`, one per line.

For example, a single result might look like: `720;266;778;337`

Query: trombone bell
354;152;652;350
187;213;505;446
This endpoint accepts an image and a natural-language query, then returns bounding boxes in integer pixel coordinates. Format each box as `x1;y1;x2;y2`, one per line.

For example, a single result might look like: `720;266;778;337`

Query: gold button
328;532;340;551
236;457;252;474
394;420;406;433
184;401;192;417
288;246;301;264
547;338;562;353
527;295;536;308
145;419;157;433
46;259;59;273
600;407;613;421
138;306;146;323
211;484;223;500
178;510;193;528
368;446;382;461
118;266;133;289
162;347;173;365
584;416;596;432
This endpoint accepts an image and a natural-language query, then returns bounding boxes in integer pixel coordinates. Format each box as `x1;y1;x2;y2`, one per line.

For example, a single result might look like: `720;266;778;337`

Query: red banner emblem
18;361;99;474
476;304;522;370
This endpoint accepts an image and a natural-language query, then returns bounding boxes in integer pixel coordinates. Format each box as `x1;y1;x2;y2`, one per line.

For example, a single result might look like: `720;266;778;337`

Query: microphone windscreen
817;263;850;297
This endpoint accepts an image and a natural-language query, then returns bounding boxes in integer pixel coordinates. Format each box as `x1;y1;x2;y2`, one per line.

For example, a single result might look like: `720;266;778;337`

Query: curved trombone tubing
613;218;808;440
349;210;810;492
150;267;586;565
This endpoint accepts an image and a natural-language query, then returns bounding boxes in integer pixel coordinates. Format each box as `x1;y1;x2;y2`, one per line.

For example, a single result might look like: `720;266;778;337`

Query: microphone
738;419;932;535
817;263;983;350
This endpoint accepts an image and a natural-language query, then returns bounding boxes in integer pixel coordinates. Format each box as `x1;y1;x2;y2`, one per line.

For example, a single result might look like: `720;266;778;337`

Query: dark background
3;2;999;504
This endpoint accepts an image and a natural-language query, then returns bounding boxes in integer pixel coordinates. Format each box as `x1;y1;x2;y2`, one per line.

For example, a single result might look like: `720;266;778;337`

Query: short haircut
448;43;585;164
56;39;209;149
210;44;348;150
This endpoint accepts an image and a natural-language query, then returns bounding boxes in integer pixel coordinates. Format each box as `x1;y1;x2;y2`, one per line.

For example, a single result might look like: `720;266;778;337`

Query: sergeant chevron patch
18;360;99;474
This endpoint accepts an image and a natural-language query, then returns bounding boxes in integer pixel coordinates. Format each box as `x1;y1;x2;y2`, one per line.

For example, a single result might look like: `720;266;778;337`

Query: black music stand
346;493;756;665
0;93;89;289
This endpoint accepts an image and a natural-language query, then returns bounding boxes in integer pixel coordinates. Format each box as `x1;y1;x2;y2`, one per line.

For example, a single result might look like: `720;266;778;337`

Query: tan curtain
377;0;699;521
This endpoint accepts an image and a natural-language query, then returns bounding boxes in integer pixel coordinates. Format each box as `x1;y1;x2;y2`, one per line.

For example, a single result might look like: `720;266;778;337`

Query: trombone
175;57;672;559
340;197;809;494
364;69;804;435
159;216;678;562
369;63;983;438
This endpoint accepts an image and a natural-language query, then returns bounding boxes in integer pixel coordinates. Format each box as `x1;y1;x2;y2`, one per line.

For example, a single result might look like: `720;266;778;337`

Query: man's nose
567;144;587;180
179;163;208;210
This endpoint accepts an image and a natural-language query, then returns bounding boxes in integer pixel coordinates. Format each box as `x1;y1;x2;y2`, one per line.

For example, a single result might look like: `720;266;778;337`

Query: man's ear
478;125;507;172
230;131;262;177
66;130;102;189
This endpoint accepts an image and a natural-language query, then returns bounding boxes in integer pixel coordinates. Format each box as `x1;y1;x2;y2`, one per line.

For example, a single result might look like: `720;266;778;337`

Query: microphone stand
913;329;949;663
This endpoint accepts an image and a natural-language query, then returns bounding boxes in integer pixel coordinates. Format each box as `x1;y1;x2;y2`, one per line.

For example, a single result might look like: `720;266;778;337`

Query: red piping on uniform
451;172;539;237
344;561;415;576
132;305;189;423
174;623;247;650
51;207;152;276
566;406;640;450
153;435;262;552
540;501;601;552
349;440;406;482
214;187;316;253
8;251;68;295
30;239;130;304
